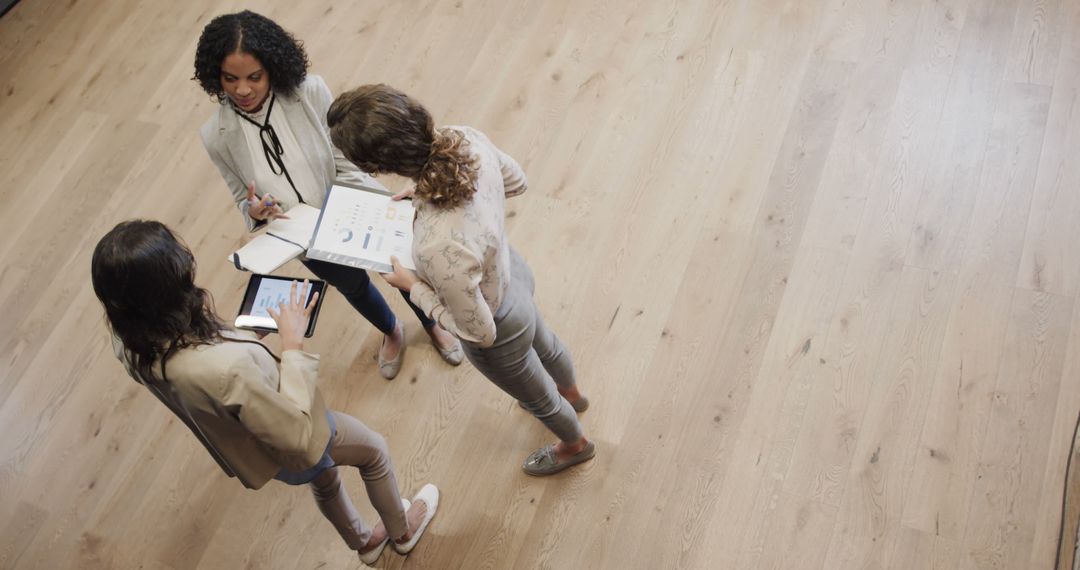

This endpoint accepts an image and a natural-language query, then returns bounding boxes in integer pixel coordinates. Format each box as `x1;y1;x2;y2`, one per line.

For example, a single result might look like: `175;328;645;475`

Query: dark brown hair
327;84;479;208
92;220;226;383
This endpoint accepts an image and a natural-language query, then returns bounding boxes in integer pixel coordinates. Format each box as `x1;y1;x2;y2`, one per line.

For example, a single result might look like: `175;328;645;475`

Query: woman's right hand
246;181;289;221
267;280;319;352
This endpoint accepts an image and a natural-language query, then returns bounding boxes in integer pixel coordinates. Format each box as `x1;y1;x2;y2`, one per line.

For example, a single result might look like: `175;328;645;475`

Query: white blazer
200;74;385;231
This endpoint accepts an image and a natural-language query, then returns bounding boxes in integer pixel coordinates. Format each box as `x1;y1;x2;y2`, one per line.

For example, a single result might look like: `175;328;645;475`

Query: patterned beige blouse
408;126;527;347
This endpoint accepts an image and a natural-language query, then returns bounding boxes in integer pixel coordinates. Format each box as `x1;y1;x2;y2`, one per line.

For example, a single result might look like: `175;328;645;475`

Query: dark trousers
301;258;434;334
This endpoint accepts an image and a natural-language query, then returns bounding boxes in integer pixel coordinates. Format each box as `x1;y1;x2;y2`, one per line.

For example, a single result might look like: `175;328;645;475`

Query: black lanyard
236;93;306;205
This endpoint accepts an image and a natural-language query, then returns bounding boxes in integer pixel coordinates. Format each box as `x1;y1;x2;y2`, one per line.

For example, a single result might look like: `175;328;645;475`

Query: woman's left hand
381;256;419;292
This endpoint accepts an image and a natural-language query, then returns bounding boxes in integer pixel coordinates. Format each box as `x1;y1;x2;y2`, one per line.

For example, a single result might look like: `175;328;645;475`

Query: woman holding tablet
91;220;439;563
194;10;461;379
327;85;595;476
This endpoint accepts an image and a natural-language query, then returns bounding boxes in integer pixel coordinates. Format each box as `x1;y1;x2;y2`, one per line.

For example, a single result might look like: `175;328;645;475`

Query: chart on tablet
251;279;294;317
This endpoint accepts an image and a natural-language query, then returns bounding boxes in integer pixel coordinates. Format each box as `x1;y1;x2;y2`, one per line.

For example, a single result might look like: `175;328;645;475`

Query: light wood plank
0;0;1076;568
959;290;1074;568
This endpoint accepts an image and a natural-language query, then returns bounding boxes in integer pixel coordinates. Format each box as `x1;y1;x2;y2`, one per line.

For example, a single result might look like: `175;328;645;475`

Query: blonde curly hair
328;84;479;208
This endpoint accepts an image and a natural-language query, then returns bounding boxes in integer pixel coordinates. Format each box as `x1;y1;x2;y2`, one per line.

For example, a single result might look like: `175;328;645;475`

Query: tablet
234;274;326;338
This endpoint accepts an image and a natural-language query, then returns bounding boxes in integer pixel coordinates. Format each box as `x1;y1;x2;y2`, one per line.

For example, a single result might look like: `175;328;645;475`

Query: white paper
266;204;321;248
229;236;304;274
228;204;321;273
307;185;417;273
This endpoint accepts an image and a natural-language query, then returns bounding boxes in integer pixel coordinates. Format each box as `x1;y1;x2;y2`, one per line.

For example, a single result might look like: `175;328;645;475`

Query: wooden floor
2;0;1079;568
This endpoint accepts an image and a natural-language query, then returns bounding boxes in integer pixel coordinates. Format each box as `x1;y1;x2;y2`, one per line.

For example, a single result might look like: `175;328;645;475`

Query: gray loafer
434;337;464;366
522;440;596;476
519;396;589;413
378;323;405;380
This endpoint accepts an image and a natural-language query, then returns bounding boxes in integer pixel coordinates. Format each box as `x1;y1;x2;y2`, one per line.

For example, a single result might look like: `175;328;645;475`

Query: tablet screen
250;278;296;319
235;274;326;337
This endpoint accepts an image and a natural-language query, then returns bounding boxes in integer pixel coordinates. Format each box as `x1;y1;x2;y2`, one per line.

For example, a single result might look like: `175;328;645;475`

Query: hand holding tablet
266;280;320;351
235;274;327;338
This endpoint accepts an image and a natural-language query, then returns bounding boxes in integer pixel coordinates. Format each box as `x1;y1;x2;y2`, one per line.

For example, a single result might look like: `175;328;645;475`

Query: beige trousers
308;410;408;549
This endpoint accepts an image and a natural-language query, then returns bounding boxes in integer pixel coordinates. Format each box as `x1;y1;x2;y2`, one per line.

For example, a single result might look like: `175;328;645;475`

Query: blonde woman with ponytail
328;85;596;476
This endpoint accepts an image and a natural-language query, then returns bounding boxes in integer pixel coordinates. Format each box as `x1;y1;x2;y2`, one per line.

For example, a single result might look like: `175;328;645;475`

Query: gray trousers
462;250;584;443
309;410;408;549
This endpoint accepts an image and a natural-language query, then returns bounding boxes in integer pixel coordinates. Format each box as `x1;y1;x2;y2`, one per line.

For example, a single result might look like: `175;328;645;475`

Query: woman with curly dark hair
194;10;462;379
327;85;596;476
92;220;439;564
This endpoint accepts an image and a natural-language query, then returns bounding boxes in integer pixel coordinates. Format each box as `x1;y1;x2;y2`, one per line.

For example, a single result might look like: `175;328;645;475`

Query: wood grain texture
1;0;1076;568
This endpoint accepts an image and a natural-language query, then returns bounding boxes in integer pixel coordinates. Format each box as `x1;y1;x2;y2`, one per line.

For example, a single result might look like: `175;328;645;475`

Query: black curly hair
193;10;309;102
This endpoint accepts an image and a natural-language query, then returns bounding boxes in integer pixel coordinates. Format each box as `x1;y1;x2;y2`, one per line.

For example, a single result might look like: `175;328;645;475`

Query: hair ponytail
415;128;478;208
328;84;479;209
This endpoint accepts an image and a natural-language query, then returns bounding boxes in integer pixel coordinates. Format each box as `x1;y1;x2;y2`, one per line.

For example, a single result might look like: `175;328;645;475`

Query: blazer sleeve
409;240;497;347
301;76;386;191
493;144;528;198
200;121;263;232
218;349;322;456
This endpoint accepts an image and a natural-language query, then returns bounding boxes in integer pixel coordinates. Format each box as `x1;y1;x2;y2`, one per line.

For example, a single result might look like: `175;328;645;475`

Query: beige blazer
200;74;385;231
113;330;331;490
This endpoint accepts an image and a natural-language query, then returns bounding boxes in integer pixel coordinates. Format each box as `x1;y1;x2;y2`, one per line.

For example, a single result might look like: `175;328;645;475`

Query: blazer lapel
216;103;256;185
279;90;335;190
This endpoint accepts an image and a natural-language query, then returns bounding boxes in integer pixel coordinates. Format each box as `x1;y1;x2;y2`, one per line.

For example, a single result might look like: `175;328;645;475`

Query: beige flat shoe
392;484;440;555
434;336;464;366
357;498;410;565
378;323;405;380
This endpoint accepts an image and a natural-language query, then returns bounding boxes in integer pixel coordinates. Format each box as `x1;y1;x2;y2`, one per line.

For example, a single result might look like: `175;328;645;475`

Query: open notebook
228;204;321;274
